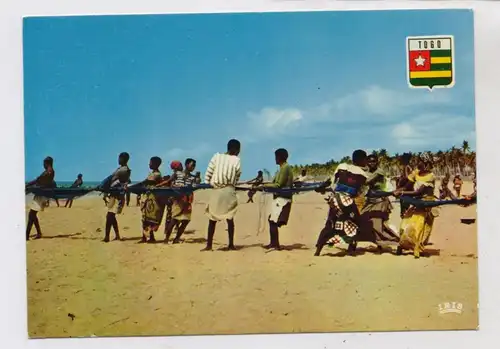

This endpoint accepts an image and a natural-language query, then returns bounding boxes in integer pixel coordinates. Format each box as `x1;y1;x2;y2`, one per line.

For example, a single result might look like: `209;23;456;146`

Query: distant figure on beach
102;152;131;242
65;174;83;208
261;148;294;251
461;171;477;206
136;193;141;207
246;170;264;203
439;174;456;200
139;156;163;243
164;158;198;244
293;169;308;187
202;139;242;251
25;156;56;241
453;174;463;198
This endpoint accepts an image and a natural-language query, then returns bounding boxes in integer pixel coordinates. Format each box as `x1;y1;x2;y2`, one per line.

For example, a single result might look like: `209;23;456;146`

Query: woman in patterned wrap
139;156;164;243
395;154;438;258
313;149;369;257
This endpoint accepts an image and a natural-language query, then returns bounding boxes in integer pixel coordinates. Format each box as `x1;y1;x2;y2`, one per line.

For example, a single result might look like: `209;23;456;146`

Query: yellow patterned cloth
399;171;437;257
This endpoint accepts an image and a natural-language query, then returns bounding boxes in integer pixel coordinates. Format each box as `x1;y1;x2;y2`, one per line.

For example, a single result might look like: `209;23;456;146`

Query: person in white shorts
25;156;56;240
102;152;131;242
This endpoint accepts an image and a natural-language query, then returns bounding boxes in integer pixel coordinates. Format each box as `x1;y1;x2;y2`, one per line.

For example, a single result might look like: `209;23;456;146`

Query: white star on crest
414;55;426;66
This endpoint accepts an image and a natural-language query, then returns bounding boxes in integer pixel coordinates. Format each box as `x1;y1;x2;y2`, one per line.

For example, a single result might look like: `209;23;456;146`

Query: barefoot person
164;158;198;244
314;150;369;256
139;156;163;243
202;139;242;251
65;174;83;208
246;170;264;203
395;154;438;258
259;149;294;250
25;156;56;240
102;152;131;242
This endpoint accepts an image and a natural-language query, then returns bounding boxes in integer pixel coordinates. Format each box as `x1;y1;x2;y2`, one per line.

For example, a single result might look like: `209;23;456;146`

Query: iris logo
438;302;463;314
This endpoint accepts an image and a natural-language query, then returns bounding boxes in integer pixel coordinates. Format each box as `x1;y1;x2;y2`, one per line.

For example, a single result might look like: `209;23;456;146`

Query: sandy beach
25;181;478;338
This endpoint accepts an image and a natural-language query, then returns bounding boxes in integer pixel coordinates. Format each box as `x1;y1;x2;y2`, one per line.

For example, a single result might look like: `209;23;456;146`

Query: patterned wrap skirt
319;192;362;246
141;191;166;231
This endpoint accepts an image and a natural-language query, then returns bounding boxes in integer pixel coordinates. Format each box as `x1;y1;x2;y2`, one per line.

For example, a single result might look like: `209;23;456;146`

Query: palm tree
288;143;475;181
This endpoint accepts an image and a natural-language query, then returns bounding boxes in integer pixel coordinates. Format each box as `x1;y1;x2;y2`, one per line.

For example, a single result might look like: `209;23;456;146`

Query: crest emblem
406;35;455;90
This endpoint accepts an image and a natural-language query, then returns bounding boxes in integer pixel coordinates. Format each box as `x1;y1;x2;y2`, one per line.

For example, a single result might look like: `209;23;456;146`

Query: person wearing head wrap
25;156;56;240
394;154;438;258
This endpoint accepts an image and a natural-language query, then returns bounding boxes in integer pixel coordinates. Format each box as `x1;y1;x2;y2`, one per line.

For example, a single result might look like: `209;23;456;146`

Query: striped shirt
205;153;241;188
171;171;197;187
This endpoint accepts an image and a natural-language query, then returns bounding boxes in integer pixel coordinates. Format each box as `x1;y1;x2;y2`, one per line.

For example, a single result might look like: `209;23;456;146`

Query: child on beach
246;170;264;203
25;156;56;240
202;139;242;251
102;152;131;242
164;158;197;244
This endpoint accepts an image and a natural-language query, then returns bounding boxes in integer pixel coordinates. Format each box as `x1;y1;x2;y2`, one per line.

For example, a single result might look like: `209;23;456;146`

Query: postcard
23;9;477;338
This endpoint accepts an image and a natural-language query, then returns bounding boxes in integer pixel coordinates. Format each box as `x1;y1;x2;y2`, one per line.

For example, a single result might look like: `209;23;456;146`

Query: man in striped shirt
202;139;242;251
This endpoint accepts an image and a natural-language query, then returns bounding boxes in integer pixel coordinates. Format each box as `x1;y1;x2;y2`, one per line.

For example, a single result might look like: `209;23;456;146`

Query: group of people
25;139;476;258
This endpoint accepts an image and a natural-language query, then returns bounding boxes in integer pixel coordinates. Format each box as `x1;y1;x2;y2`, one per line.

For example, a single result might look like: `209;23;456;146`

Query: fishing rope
25;181;475;208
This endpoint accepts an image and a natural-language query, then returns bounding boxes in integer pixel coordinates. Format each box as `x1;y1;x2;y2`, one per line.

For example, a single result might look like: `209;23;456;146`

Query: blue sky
24;9;475;181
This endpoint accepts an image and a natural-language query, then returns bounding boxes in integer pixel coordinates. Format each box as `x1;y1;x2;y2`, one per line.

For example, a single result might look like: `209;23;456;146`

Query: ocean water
32;181;140;188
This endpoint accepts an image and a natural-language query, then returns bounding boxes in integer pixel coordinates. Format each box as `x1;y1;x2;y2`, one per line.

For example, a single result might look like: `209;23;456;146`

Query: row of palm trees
289;141;476;179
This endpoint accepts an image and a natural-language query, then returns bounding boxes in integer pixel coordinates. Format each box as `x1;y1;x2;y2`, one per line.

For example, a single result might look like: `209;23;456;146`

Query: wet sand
26;182;478;338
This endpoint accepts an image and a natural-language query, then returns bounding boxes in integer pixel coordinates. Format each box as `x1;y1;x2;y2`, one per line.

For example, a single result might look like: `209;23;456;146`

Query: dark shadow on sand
37;232;83;239
183;237;207;244
280;243;309;251
323;248;367;257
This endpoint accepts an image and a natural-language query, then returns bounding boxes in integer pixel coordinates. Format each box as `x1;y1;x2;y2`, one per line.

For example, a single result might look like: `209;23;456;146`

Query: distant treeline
289;141;475;179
